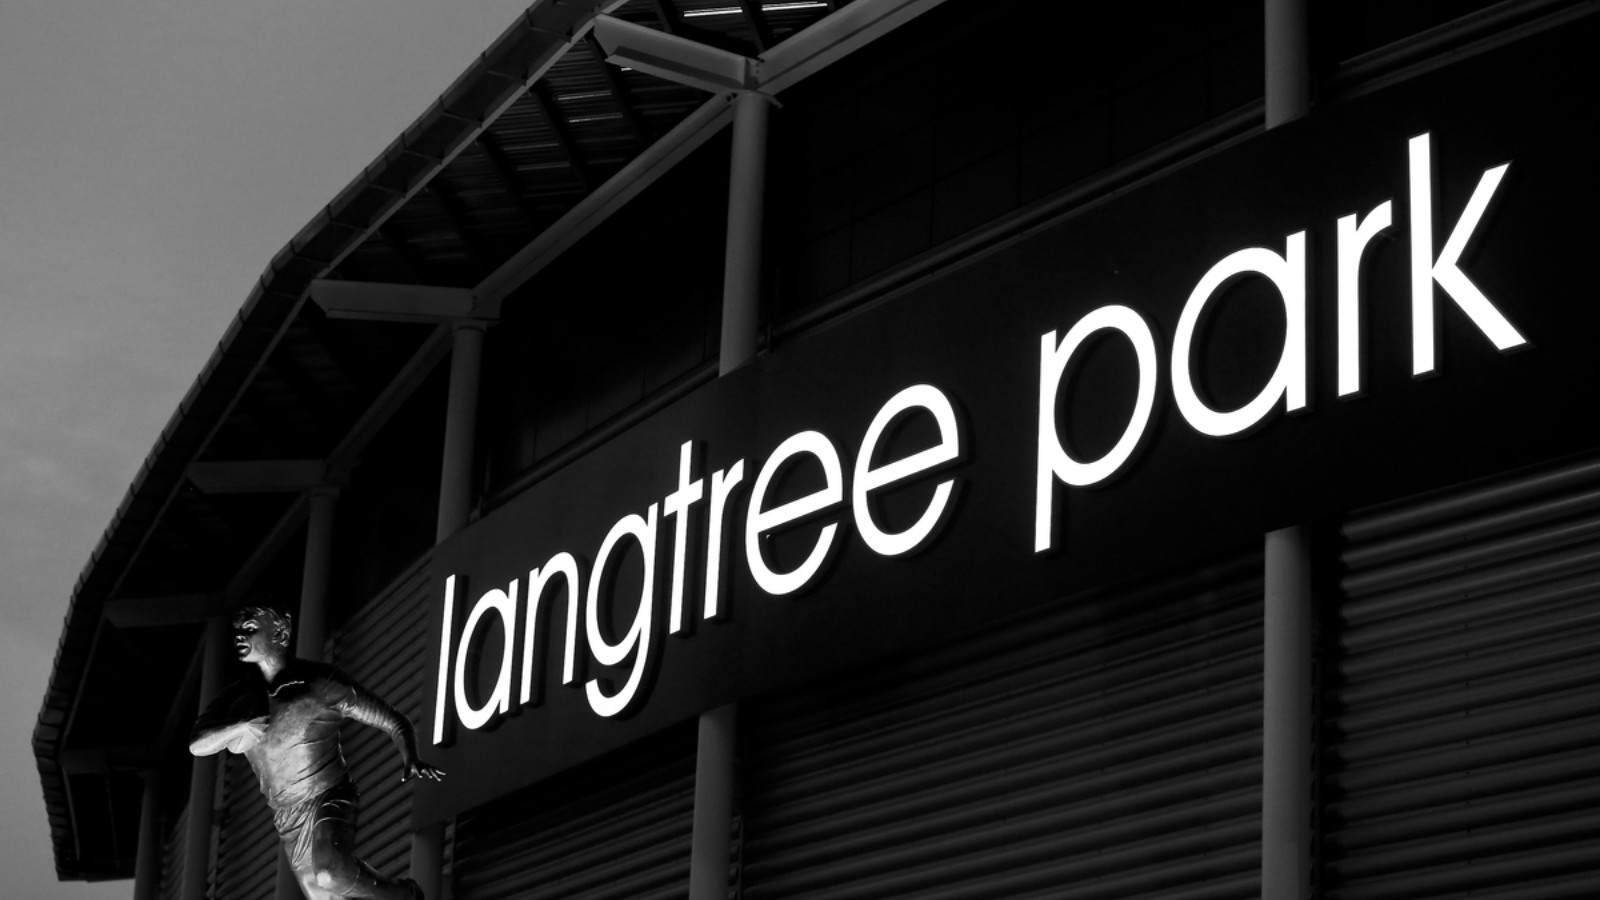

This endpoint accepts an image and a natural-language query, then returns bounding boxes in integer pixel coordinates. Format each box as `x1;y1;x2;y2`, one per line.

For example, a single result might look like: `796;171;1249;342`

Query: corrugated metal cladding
158;806;187;900
453;725;697;900
1326;455;1600;899
210;558;437;900
214;756;274;900
741;552;1266;900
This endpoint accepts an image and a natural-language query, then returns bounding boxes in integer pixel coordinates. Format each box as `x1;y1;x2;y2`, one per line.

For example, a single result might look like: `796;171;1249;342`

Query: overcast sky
0;2;535;897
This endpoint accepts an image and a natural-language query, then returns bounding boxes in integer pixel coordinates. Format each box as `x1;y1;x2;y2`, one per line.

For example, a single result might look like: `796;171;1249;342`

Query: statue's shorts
271;781;415;900
274;779;359;875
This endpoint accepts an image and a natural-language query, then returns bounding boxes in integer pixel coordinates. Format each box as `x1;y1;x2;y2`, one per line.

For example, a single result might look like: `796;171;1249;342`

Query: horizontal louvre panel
1327;456;1600;899
330;557;436;881
744;552;1263;900
159;805;188;900
454;725;696;900
215;754;278;900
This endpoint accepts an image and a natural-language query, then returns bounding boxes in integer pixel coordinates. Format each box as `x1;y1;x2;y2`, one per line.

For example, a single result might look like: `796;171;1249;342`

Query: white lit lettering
662;442;705;634
1336;200;1393;397
853;384;963;557
745;431;844;596
1408;131;1525;376
1034;305;1158;553
703;460;745;621
1172;232;1308;437
584;505;658;717
519;552;582;705
453;582;518;731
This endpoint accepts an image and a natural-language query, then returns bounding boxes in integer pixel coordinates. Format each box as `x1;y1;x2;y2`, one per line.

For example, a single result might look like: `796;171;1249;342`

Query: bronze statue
190;606;445;900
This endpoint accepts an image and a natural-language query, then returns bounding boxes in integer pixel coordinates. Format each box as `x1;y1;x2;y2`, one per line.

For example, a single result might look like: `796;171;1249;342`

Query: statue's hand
401;761;446;784
224;717;269;754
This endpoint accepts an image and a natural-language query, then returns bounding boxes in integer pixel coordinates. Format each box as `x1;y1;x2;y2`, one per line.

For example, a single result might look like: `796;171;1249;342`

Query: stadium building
35;1;1600;898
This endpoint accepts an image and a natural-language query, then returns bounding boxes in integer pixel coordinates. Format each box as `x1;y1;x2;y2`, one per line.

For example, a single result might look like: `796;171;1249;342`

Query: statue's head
233;606;293;663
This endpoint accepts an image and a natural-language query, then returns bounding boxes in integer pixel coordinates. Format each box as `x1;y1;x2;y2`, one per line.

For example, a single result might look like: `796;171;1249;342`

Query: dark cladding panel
1326;454;1600;897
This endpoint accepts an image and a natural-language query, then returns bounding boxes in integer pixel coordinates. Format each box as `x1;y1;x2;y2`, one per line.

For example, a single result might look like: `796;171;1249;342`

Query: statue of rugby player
190;606;445;900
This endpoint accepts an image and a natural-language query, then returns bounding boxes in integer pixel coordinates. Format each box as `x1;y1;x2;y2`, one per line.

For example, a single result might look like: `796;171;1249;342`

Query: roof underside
34;0;854;880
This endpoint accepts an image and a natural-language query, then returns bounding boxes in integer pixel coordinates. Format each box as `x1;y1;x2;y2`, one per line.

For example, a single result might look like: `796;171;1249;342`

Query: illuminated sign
434;385;964;738
435;131;1530;742
418;24;1600;822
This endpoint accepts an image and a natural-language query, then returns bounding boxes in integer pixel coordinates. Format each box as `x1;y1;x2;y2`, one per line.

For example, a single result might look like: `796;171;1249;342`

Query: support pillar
182;615;229;900
411;319;488;897
437;321;487;541
1266;0;1312;127
296;486;338;663
688;86;773;900
1263;525;1314;900
133;770;161;900
409;821;446;900
688;704;739;899
719;89;773;375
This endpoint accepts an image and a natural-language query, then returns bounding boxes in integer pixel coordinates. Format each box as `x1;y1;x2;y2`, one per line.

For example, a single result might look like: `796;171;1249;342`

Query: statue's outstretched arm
189;682;267;757
335;676;447;783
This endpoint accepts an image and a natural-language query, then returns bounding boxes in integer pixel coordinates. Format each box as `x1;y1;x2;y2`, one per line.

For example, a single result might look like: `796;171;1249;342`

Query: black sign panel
418;21;1600;822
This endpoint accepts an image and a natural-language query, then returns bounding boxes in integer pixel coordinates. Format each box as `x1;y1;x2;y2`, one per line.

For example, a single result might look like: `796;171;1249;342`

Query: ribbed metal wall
1326;456;1600;898
213;754;277;900
453;725;697;900
157;806;187;900
329;556;438;880
742;552;1265;900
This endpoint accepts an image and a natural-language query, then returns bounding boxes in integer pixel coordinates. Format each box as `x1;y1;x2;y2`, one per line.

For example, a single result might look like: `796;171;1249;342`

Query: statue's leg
303;781;424;900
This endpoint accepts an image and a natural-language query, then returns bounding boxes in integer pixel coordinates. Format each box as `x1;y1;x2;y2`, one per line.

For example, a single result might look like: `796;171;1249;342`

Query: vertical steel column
1264;2;1314;894
1263;525;1314;900
719;89;772;375
411;319;487;898
1266;0;1312;127
688;87;772;900
133;770;161;900
437;321;488;542
182;615;229;900
690;704;739;899
297;486;338;663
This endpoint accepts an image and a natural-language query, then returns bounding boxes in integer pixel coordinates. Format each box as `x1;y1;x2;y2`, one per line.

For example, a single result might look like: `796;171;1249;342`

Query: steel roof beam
741;1;777;51
186;460;328;495
584;34;650;147
529;83;595;192
593;15;757;92
309;280;487;323
102;594;223;629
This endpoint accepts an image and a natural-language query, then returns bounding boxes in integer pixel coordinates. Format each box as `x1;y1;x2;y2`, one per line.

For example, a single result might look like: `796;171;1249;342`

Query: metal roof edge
31;0;625;880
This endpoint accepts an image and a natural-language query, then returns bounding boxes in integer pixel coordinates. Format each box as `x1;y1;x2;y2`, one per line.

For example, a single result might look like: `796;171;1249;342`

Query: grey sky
1;2;534;896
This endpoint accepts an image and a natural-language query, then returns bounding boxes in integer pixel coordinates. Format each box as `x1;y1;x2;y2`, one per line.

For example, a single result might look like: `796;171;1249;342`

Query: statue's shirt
196;662;407;810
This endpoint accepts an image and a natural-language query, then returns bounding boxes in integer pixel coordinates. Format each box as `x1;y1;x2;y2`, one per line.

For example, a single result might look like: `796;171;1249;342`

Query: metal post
182;615;228;900
297;486;338;663
437;321;487;541
720;90;772;375
133;770;161;900
409;821;446;900
1265;0;1311;128
689;704;739;899
410;319;487;898
1263;525;1314;900
685;87;775;900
